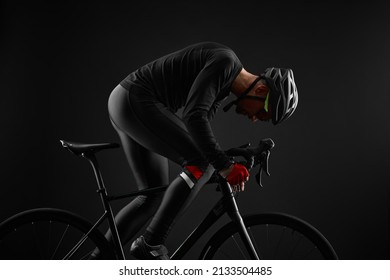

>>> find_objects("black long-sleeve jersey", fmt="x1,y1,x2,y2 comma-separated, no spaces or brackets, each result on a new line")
119,42,243,170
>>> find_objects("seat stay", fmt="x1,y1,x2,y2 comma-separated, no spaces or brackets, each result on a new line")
63,211,109,260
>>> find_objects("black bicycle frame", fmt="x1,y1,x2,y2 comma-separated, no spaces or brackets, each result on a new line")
83,153,126,259
84,152,259,260
171,179,259,260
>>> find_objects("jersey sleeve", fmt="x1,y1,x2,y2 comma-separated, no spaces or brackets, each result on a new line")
182,54,240,171
207,101,221,121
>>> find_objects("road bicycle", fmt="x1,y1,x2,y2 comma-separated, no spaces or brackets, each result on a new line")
0,138,338,260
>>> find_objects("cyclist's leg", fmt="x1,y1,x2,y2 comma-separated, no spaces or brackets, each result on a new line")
103,124,167,246
92,86,171,259
143,164,215,245
108,84,213,250
91,123,167,258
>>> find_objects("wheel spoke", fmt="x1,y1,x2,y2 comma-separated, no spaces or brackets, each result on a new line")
9,229,18,258
47,221,52,259
51,224,70,260
32,222,44,259
0,229,18,259
248,227,264,259
273,226,286,259
203,214,337,260
302,246,317,259
289,233,302,259
216,247,235,259
266,224,269,258
0,209,114,260
231,235,247,259
64,234,87,260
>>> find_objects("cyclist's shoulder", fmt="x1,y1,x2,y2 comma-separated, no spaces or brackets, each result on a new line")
180,42,235,56
195,41,237,54
180,42,239,68
191,41,231,49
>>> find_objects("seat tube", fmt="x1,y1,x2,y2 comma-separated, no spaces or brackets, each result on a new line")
84,153,126,260
219,179,260,260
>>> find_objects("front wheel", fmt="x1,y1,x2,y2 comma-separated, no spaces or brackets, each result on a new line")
0,208,116,260
200,213,338,260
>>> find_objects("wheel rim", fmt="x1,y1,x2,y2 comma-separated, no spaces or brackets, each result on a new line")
212,223,326,260
0,209,115,260
202,213,337,260
1,220,100,260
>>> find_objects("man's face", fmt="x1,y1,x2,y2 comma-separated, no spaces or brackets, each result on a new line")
235,96,272,123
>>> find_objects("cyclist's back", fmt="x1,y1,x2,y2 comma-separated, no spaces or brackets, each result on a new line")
120,42,243,114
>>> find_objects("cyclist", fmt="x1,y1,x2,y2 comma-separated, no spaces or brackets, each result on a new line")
103,42,298,260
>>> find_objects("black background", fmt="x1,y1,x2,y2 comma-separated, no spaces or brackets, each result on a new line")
1,0,389,259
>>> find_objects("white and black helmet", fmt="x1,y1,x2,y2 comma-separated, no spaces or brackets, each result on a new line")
223,67,298,125
262,67,298,125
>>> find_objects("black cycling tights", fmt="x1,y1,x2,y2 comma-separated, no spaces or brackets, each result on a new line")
105,84,213,247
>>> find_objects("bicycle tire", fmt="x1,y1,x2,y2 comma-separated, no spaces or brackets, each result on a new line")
200,213,338,260
0,208,116,260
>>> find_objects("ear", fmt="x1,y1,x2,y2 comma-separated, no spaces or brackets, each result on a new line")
254,83,269,97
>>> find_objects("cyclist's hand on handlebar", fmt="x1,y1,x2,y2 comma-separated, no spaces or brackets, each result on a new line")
231,182,246,192
219,163,249,192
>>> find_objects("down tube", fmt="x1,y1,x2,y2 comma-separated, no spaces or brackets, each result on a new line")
170,198,226,260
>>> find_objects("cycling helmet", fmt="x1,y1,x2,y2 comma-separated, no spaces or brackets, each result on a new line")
262,67,298,125
223,67,298,125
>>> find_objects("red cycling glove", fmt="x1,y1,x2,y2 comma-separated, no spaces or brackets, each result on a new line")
225,163,249,186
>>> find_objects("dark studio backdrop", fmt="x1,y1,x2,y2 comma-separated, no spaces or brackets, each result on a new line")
1,0,389,259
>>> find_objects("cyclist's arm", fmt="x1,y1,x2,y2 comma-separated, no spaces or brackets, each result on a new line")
207,100,223,121
183,54,241,171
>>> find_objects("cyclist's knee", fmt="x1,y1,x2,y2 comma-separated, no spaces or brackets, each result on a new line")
135,193,163,205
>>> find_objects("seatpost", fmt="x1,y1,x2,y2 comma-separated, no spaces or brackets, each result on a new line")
219,177,260,260
82,152,125,260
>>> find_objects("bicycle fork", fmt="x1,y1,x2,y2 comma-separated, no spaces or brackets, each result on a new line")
219,180,260,260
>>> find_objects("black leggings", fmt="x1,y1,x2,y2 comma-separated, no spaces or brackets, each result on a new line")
107,84,212,245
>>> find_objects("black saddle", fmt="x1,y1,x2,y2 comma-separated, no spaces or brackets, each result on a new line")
60,140,119,156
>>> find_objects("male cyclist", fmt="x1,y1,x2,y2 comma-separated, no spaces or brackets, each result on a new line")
103,42,298,259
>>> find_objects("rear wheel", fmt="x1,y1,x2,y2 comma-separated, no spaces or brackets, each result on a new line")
0,208,116,260
200,213,338,260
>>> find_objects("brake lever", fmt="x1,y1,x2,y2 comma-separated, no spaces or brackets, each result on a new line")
224,138,274,188
256,150,271,188
263,150,271,176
